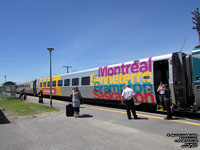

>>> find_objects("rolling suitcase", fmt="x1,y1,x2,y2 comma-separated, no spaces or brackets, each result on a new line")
66,104,74,117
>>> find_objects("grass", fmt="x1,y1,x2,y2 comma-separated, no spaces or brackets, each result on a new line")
0,99,59,119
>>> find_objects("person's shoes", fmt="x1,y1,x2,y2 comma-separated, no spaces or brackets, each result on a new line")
128,117,132,120
134,116,139,119
164,117,172,120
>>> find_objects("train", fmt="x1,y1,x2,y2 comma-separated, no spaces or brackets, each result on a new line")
16,48,200,112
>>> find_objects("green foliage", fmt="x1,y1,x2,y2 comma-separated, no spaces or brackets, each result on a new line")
0,99,59,118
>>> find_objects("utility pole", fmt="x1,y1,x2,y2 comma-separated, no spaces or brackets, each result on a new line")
63,66,72,73
192,8,200,48
4,75,6,83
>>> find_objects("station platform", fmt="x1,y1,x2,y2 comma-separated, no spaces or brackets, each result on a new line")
0,96,199,150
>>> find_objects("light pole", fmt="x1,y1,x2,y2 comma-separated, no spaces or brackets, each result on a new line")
47,48,54,107
63,66,72,73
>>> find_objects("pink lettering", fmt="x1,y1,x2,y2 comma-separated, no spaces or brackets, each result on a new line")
139,62,148,73
148,57,152,72
98,57,152,77
98,66,107,77
121,63,126,75
108,67,114,76
131,63,139,73
114,66,121,75
126,64,131,74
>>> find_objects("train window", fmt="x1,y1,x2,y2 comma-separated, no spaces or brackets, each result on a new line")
47,81,50,87
81,76,90,85
58,80,63,86
53,81,56,87
196,76,200,80
40,82,42,87
72,78,79,86
64,79,70,86
43,82,46,87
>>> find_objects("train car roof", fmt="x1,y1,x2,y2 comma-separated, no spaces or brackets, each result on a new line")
38,52,182,79
16,81,34,85
60,53,174,75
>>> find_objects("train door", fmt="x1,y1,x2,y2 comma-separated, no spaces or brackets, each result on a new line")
192,49,200,109
33,80,37,95
172,53,188,109
153,59,169,105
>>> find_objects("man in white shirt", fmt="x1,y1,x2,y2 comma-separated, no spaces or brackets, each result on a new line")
121,84,138,120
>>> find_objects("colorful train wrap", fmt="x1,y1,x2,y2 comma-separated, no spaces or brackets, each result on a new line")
16,50,200,111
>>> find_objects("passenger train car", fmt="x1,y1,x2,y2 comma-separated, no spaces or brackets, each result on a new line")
16,50,200,111
192,48,200,110
16,81,36,95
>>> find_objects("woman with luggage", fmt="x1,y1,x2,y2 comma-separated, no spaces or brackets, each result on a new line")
72,87,82,118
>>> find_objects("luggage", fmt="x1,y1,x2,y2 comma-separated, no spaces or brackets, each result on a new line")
66,104,74,117
23,95,27,100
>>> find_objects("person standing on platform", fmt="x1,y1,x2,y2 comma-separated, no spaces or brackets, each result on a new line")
121,84,138,120
164,84,173,120
72,87,82,118
38,90,44,104
157,82,165,110
19,88,25,100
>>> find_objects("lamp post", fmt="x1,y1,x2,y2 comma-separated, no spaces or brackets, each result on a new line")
47,48,54,107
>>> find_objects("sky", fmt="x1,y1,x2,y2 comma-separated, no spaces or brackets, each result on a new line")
0,0,200,84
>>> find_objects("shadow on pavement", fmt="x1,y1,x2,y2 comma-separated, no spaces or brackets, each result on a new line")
133,117,149,120
78,114,93,118
0,109,10,124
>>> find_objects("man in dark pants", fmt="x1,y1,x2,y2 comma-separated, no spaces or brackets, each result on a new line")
121,84,138,120
164,84,173,119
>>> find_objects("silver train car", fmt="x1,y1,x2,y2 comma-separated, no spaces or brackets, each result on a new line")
35,52,199,111
16,80,36,95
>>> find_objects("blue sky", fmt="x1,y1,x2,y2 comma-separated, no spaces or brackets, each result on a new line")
0,0,199,84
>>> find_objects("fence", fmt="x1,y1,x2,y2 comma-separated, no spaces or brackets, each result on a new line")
0,82,16,100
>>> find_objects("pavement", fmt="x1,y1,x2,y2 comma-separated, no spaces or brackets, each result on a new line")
0,96,200,150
